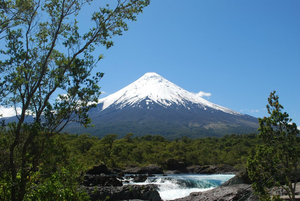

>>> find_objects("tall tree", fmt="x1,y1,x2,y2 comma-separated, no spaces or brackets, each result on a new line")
0,0,149,200
247,91,300,201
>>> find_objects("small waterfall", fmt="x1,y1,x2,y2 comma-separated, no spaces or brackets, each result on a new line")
123,174,235,200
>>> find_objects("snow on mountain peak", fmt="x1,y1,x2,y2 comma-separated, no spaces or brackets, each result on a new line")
142,72,161,78
98,72,240,115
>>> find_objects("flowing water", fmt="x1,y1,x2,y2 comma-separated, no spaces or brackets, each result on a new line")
123,174,235,200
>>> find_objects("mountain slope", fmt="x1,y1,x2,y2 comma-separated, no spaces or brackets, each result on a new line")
65,72,258,138
95,72,239,114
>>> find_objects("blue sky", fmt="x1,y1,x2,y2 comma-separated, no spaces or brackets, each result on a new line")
1,0,299,128
88,0,300,127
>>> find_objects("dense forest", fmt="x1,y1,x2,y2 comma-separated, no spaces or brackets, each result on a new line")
1,130,262,200
47,132,260,170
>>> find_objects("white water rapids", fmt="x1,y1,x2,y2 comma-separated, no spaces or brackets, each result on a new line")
123,174,235,200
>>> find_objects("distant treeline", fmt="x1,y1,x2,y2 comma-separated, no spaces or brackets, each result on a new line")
59,132,260,170
65,121,259,140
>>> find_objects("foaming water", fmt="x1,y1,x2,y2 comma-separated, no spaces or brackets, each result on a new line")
123,174,235,200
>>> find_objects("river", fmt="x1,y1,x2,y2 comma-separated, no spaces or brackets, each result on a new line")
123,174,235,200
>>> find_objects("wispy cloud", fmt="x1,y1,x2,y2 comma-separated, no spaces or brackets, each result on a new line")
240,109,260,114
196,91,212,98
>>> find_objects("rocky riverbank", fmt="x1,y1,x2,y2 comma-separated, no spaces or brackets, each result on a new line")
82,184,161,201
81,161,300,201
171,171,258,201
80,161,243,201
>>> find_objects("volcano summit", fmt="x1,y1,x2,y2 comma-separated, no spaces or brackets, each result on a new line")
66,72,258,138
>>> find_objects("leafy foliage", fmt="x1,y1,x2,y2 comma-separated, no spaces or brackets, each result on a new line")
0,0,149,200
247,91,300,200
0,131,89,201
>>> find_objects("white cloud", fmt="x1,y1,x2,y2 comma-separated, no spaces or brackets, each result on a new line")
196,91,212,98
0,106,21,117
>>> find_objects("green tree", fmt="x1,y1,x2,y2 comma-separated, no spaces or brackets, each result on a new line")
247,91,300,201
0,0,149,200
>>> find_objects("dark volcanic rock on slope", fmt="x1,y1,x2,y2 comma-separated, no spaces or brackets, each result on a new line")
68,102,258,139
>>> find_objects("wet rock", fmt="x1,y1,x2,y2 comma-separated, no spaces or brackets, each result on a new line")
133,174,149,182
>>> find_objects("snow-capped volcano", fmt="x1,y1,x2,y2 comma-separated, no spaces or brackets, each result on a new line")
98,72,239,115
66,72,258,139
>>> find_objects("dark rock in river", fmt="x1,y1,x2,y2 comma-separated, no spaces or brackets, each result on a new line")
124,165,164,174
133,174,149,182
83,184,162,201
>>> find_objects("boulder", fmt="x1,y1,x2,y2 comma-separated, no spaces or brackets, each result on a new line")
83,184,162,201
111,168,124,175
124,165,164,174
221,171,252,186
83,174,122,187
86,164,111,175
163,159,188,173
187,164,237,174
172,184,257,201
133,174,148,182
